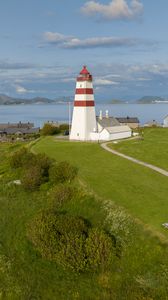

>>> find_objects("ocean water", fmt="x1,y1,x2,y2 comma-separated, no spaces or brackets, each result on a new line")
0,103,168,128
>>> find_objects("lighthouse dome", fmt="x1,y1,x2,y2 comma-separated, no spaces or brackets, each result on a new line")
80,65,90,75
78,66,92,81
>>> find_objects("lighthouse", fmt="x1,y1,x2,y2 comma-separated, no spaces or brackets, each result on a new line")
70,66,97,141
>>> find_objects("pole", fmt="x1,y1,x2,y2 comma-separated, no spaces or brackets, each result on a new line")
68,101,71,135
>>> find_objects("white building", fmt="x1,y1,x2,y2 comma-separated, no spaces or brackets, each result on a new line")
70,66,132,141
163,115,168,127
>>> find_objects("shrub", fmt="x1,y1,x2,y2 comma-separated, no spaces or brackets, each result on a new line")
104,202,136,253
85,228,114,271
28,210,115,272
59,123,69,131
27,211,89,271
50,184,77,208
27,210,61,257
22,166,44,191
57,233,86,271
49,161,78,184
9,148,34,169
10,148,52,190
31,153,52,178
41,124,61,136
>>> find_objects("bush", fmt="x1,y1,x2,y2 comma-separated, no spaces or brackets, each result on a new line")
85,228,114,271
31,153,52,178
49,161,78,184
41,124,61,136
28,211,89,271
10,148,34,169
22,166,44,191
10,148,53,190
50,184,77,208
59,123,69,131
28,210,114,272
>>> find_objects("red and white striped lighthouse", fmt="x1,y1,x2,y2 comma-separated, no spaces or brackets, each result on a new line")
70,66,97,140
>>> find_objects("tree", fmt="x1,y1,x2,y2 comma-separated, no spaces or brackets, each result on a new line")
59,123,69,131
41,123,60,136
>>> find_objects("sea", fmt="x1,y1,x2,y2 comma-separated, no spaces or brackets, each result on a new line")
0,103,168,128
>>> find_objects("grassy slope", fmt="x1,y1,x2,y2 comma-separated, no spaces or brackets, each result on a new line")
0,143,110,299
0,144,108,300
1,136,168,299
110,128,168,171
0,143,21,175
0,186,107,299
32,137,168,237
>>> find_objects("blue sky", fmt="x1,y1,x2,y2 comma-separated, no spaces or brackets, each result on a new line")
0,0,168,100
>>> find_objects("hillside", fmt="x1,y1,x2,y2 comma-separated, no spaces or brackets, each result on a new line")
0,94,72,105
137,96,168,104
1,133,168,299
109,99,126,104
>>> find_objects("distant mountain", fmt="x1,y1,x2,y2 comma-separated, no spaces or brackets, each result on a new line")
0,94,73,105
109,99,126,104
2,94,168,105
137,96,168,104
54,96,73,103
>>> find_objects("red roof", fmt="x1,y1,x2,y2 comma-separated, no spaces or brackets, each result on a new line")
80,66,90,75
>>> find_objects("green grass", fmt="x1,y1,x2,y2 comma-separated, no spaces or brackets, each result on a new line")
110,128,168,171
0,142,23,175
32,136,168,237
1,134,168,299
0,179,109,299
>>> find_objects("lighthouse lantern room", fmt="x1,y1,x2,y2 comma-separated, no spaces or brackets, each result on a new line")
70,66,97,141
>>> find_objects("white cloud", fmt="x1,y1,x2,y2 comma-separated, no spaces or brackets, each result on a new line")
81,0,143,20
137,77,151,81
65,37,138,48
43,32,72,44
15,85,28,94
94,78,120,85
15,85,35,94
43,31,147,49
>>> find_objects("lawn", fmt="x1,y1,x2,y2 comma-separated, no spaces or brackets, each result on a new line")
110,127,168,171
32,136,168,237
0,142,22,175
1,137,168,299
0,143,110,299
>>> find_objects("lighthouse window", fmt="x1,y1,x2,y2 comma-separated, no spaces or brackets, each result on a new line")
80,84,82,88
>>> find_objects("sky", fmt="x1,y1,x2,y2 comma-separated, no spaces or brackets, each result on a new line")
0,0,168,101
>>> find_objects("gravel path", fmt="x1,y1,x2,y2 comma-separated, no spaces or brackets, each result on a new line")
101,142,168,177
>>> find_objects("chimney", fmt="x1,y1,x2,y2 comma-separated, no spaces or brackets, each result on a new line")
106,110,109,118
99,110,102,120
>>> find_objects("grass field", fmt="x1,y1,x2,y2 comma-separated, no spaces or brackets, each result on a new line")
32,136,168,237
110,128,168,171
1,131,168,299
0,143,111,299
